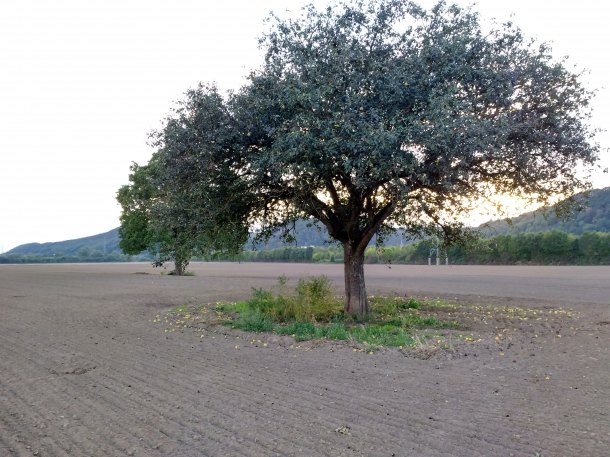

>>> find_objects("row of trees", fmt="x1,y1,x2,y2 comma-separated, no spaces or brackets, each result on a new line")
0,252,135,264
118,0,600,315
4,230,607,265
449,231,610,265
400,230,610,265
208,231,610,265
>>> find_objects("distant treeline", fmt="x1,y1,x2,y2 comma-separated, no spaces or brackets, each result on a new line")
445,231,610,265
0,252,148,264
213,230,610,265
2,230,609,265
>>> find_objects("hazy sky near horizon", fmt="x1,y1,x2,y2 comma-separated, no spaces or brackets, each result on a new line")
1,0,609,253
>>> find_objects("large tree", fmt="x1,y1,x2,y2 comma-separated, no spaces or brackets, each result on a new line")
149,0,600,313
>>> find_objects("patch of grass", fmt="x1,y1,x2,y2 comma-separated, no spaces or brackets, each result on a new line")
396,314,458,329
370,296,421,315
276,321,323,341
325,322,350,340
349,324,415,347
216,301,249,314
231,311,274,333
205,279,460,349
174,304,188,313
162,291,578,356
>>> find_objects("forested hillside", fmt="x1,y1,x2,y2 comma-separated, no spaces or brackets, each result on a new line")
6,228,121,256
483,187,610,235
249,219,411,249
0,228,146,263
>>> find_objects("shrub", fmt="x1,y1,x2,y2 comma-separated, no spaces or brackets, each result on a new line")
241,276,342,323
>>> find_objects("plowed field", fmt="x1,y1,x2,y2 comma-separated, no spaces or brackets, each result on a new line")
1,263,608,456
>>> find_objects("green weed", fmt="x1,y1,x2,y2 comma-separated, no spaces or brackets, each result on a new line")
325,322,349,340
276,322,323,341
370,296,421,314
231,311,274,333
349,324,414,347
215,301,249,314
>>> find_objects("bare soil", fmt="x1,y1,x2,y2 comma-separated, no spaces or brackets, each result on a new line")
1,262,608,457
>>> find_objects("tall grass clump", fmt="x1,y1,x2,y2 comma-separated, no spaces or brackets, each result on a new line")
242,276,343,323
294,276,343,322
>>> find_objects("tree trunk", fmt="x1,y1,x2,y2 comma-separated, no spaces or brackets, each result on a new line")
173,258,189,276
343,243,369,315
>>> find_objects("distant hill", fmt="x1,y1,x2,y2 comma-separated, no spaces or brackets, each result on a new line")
482,187,610,236
247,219,332,249
6,228,121,256
4,220,410,260
248,219,411,249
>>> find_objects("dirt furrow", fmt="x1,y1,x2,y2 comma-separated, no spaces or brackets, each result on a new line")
1,370,145,456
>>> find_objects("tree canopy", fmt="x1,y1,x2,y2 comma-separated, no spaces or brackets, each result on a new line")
120,0,600,313
117,150,249,275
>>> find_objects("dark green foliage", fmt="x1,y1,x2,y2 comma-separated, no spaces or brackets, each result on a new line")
236,246,316,263
372,297,422,311
0,251,133,264
148,85,253,261
117,116,251,274
402,298,422,310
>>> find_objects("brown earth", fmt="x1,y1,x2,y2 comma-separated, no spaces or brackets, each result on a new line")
0,262,608,457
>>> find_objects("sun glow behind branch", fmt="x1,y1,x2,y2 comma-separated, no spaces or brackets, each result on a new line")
466,192,565,227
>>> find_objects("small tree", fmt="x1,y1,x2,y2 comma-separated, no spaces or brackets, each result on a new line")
117,159,193,275
149,0,600,313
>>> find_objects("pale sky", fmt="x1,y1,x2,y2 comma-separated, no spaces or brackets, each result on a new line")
1,0,608,253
